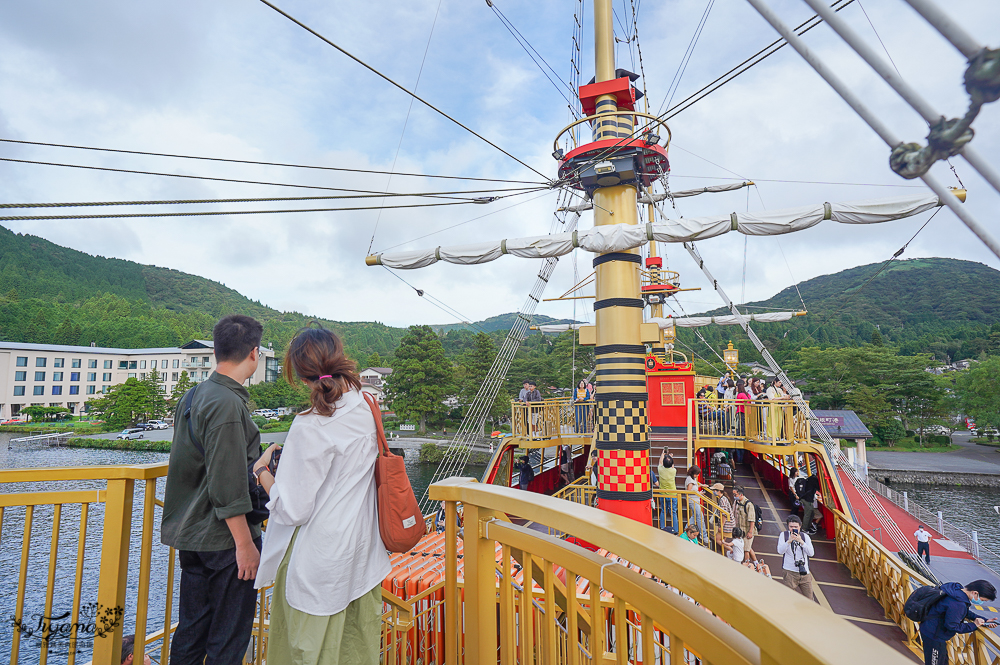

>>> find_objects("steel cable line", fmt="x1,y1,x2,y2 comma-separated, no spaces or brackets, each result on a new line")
0,138,547,185
378,189,555,253
552,0,857,189
657,0,716,116
490,3,579,112
0,200,476,222
369,0,445,255
380,266,491,335
659,0,856,122
0,156,548,198
257,0,550,181
0,187,548,210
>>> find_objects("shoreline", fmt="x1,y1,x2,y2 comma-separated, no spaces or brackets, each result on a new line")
871,467,1000,487
63,437,171,452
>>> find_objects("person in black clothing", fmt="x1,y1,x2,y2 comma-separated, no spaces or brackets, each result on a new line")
517,455,535,490
796,472,821,535
920,580,997,665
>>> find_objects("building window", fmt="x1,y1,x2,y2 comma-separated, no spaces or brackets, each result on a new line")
102,373,111,381
104,360,112,369
14,371,25,381
203,356,211,365
33,386,44,396
34,371,45,381
660,382,686,406
161,373,168,382
52,386,62,396
36,358,46,367
71,359,81,368
140,360,146,369
88,359,97,368
53,372,63,382
69,386,79,395
70,372,80,382
265,356,280,382
129,361,137,370
87,385,96,395
16,357,27,367
140,373,146,380
13,386,24,396
128,373,137,379
171,372,179,381
118,361,128,369
173,359,179,368
54,358,64,368
201,371,209,379
101,385,110,393
87,372,96,381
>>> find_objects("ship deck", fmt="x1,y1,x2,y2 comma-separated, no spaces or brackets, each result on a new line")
737,459,922,661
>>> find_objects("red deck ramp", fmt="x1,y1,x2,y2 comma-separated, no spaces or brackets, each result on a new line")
836,468,974,560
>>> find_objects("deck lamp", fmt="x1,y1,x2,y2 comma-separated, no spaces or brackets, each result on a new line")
724,341,739,374
643,131,660,146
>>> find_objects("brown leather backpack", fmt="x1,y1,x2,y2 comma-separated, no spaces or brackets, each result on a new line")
362,392,424,552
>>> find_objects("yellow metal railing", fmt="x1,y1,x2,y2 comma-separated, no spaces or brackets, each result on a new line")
553,478,734,553
692,398,811,446
511,398,595,440
833,509,1000,663
431,476,914,665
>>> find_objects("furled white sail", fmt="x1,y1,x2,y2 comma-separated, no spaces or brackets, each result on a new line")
366,192,945,269
534,313,800,334
650,312,800,327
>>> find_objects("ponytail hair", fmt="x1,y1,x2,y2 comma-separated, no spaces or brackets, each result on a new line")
284,323,361,417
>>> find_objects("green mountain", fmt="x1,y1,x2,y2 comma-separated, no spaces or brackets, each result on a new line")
684,257,1000,364
430,312,574,334
2,224,997,366
0,225,406,357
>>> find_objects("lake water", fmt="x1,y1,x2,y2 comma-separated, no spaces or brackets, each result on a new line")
0,433,483,664
887,481,1000,558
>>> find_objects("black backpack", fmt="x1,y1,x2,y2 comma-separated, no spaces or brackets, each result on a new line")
184,385,270,525
904,585,947,622
742,498,764,534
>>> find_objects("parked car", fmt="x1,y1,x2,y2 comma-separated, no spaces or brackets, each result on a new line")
117,429,145,440
147,420,169,430
926,425,952,435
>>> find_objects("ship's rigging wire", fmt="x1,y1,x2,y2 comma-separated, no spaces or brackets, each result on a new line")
855,0,900,76
0,187,548,210
380,266,491,335
0,138,547,185
657,0,717,116
377,190,555,253
552,0,857,188
0,200,480,223
489,3,580,113
368,0,445,255
257,0,550,181
0,156,552,197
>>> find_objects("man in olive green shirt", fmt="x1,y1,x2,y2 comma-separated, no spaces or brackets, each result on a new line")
161,315,266,665
654,450,679,534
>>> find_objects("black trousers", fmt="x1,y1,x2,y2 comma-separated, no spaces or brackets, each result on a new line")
923,637,947,665
170,538,262,665
918,540,931,564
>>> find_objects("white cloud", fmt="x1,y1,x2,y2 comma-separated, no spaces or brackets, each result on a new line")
0,0,997,329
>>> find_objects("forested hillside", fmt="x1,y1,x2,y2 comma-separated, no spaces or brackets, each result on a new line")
2,224,998,370
685,258,1000,366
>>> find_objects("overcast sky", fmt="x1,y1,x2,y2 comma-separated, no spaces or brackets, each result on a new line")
1,0,997,330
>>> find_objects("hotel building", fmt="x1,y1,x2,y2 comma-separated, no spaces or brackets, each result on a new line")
0,340,278,420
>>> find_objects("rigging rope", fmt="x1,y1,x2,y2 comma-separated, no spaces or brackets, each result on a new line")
378,190,555,253
0,138,546,185
368,0,446,255
257,0,550,181
0,156,542,195
490,3,579,112
0,200,475,222
381,267,491,335
657,0,716,115
0,187,545,210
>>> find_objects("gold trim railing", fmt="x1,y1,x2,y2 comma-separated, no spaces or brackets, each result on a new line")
553,478,734,553
693,398,811,446
431,476,914,665
511,398,595,441
833,509,1000,664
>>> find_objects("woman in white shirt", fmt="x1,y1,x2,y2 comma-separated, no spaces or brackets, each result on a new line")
253,326,390,665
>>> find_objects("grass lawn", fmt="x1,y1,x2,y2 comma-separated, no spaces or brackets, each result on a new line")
869,437,961,453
